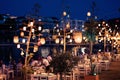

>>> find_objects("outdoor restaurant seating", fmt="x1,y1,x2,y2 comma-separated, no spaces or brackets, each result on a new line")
0,69,6,80
0,52,115,80
1,64,14,79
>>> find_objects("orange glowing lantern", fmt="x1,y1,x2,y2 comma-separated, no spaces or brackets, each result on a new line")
73,32,82,43
20,31,24,37
33,45,38,52
13,36,19,43
40,38,45,45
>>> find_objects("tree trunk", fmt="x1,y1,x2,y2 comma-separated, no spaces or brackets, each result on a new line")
59,72,67,80
60,73,63,80
90,41,93,54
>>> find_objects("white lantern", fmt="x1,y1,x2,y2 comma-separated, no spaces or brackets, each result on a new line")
63,11,67,16
55,38,59,44
67,35,70,38
66,22,70,29
60,39,63,44
17,44,20,48
95,36,98,41
28,22,34,27
38,26,42,31
87,11,91,17
69,39,72,43
23,26,26,31
32,29,35,33
21,51,24,56
22,39,26,43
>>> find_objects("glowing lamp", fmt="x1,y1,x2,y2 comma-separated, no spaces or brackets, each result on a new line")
13,36,19,43
33,45,38,52
55,38,59,44
40,38,45,45
20,31,24,37
73,32,82,43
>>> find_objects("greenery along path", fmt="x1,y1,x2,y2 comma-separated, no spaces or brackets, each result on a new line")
99,61,120,80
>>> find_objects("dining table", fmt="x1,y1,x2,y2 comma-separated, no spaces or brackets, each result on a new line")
27,72,57,80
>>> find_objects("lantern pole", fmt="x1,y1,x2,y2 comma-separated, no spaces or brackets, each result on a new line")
63,28,66,53
62,11,67,54
24,22,33,67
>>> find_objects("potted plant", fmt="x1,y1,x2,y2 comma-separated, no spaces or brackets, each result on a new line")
84,11,100,80
50,51,80,80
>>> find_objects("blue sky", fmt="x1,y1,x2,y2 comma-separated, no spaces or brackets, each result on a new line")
0,0,120,20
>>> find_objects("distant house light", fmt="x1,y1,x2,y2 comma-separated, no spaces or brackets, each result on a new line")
42,29,50,33
82,29,85,32
38,19,42,21
82,25,84,28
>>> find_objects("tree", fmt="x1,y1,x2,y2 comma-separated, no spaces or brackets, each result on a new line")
84,18,99,54
84,17,99,75
50,51,80,80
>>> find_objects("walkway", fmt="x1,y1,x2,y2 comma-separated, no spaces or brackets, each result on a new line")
99,61,120,80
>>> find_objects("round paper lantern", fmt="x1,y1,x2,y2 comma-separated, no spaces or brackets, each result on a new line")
73,32,82,43
40,38,45,45
13,36,19,43
33,45,38,52
20,31,24,37
52,35,57,40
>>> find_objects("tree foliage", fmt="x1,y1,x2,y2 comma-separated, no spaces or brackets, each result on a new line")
84,18,99,42
50,52,80,74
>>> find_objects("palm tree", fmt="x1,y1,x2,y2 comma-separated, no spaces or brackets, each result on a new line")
84,18,99,54
84,17,99,75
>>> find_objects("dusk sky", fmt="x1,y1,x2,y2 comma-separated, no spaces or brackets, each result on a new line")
0,0,120,20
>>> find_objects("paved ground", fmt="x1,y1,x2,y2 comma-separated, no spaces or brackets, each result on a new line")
10,61,120,80
99,61,120,80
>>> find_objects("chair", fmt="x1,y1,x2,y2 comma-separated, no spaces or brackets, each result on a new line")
0,76,3,80
32,77,39,80
2,65,14,79
101,60,109,71
72,67,80,80
48,75,57,80
79,67,86,77
30,74,40,80
62,75,72,80
40,77,48,80
2,64,6,74
26,74,31,80
6,69,14,79
0,74,6,80
16,65,23,76
62,72,72,80
116,54,120,61
78,64,91,78
95,63,101,74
